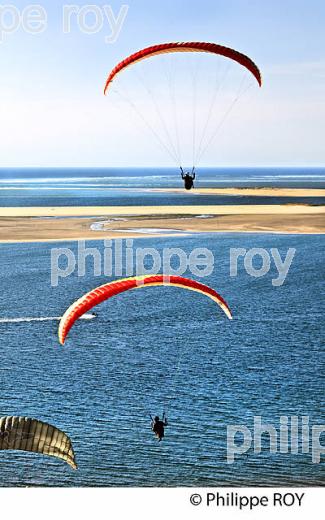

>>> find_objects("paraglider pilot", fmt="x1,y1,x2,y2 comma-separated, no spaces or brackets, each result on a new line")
150,413,168,441
180,167,195,190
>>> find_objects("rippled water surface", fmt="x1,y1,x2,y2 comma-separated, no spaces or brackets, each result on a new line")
0,234,324,486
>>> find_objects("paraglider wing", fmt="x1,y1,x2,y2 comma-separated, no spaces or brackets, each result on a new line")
58,275,232,345
104,41,262,94
0,416,77,469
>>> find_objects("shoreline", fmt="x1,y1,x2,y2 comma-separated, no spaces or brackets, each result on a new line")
141,187,325,197
2,229,324,244
0,204,324,242
0,187,325,197
1,204,325,218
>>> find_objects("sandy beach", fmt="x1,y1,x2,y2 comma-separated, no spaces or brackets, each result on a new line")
0,202,324,242
1,202,325,218
2,186,325,197
144,187,325,197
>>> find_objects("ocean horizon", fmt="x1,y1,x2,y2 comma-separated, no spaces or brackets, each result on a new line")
0,167,324,207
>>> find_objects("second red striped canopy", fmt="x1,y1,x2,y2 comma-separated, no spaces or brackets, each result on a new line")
58,275,232,345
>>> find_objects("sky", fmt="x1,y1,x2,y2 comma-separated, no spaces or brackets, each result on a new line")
0,0,324,167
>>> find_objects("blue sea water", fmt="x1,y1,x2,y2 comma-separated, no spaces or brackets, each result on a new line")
0,233,324,487
0,167,325,207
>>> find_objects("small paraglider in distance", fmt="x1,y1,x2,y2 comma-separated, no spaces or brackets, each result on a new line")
0,416,77,469
150,413,168,442
180,166,196,190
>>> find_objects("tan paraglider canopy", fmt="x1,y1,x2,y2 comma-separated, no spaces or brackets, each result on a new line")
0,416,77,469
